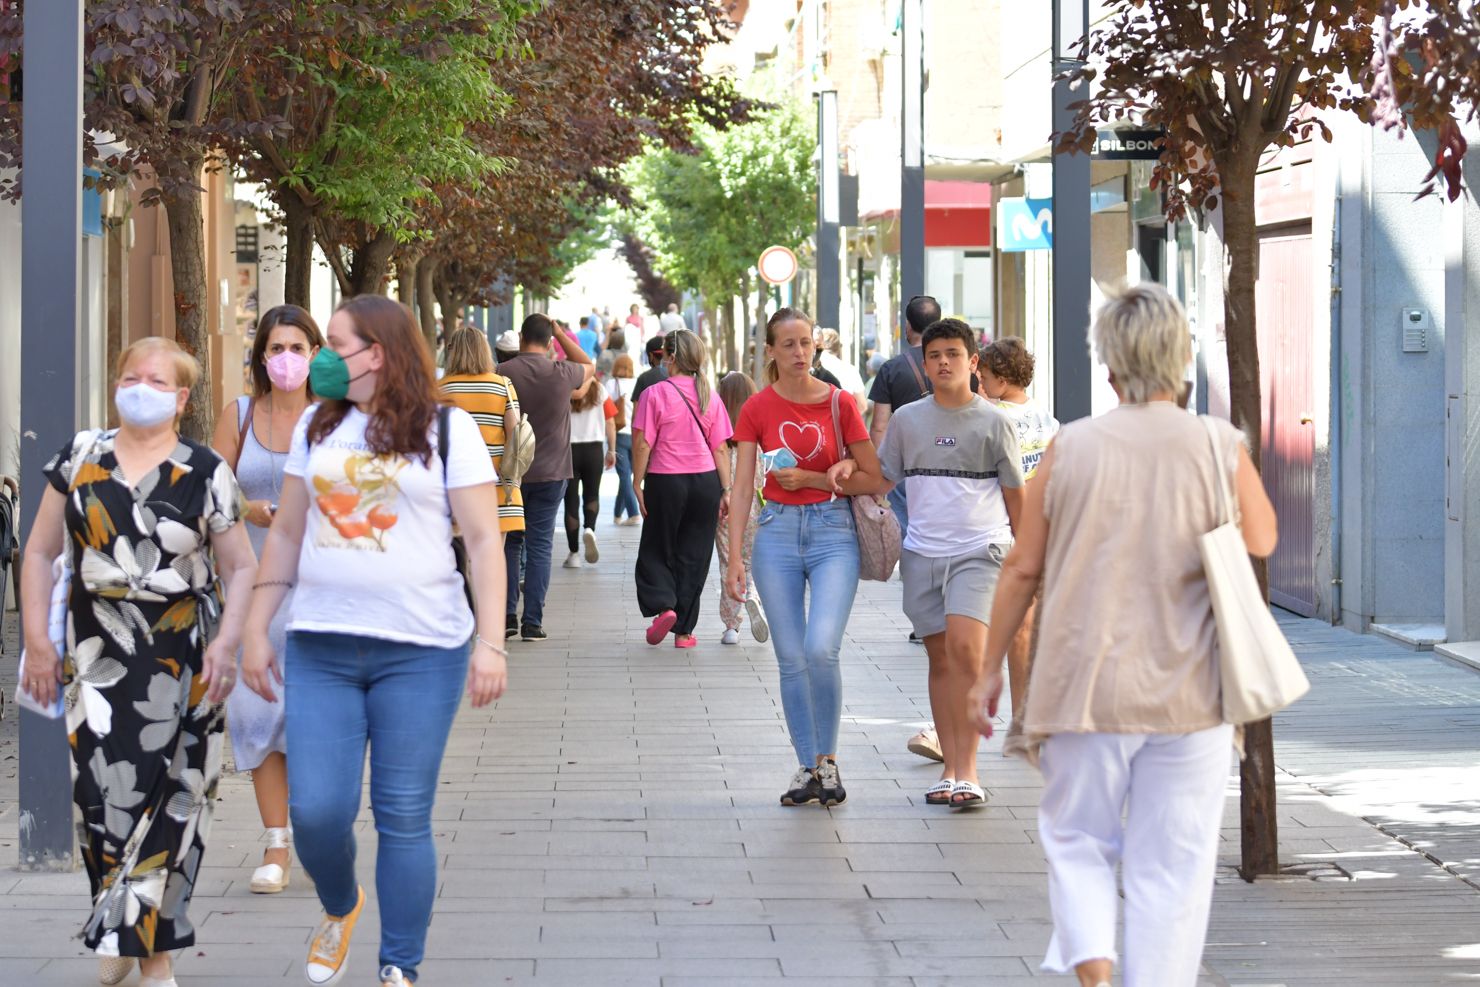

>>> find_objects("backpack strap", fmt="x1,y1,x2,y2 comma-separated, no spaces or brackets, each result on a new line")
437,405,452,511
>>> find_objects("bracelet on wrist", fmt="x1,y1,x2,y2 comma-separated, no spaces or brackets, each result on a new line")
474,634,508,657
253,579,294,591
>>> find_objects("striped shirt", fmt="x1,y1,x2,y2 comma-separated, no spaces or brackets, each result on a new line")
441,373,525,532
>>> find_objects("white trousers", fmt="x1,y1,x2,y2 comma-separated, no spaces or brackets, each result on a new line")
1037,724,1234,986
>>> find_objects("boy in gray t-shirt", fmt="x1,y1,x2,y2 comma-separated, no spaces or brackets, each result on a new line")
878,319,1023,809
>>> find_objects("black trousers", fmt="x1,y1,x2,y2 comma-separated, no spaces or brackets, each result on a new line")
635,470,722,636
564,441,605,552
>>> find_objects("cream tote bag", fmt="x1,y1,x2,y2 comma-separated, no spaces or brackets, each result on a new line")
1199,416,1310,724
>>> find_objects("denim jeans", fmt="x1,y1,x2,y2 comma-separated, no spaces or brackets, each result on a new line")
751,499,860,766
613,432,641,520
284,631,469,982
508,479,566,628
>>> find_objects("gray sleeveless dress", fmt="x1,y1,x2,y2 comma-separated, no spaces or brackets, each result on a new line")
226,395,292,771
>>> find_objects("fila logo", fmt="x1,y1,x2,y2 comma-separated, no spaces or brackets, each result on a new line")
935,436,956,447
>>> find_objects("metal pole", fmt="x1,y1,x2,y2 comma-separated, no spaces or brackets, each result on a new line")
18,0,84,872
1051,0,1092,423
816,90,841,330
900,0,925,328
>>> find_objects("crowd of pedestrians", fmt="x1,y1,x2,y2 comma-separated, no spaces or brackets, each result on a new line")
13,286,1277,987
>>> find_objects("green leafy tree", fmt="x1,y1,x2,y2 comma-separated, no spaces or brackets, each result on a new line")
403,0,752,333
228,0,533,304
628,102,816,371
1057,0,1480,878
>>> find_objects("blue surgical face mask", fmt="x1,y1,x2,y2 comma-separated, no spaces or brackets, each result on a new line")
114,383,180,428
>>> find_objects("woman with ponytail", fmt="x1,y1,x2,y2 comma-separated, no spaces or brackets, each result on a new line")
630,329,733,648
726,309,889,807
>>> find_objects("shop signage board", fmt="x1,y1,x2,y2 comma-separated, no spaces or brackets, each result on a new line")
997,197,1053,252
1094,128,1166,160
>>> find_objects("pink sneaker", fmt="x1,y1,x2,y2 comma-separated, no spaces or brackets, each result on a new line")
674,634,697,649
646,610,677,645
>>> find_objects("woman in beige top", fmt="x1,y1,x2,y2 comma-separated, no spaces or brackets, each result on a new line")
968,283,1278,987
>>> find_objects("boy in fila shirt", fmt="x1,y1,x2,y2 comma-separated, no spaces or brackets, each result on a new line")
878,318,1024,809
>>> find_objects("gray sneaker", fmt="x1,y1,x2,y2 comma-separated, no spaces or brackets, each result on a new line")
780,767,821,806
816,758,846,807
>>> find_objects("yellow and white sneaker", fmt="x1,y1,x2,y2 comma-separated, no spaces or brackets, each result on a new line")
305,885,366,985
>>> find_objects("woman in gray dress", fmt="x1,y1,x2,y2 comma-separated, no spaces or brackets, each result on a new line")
212,304,324,894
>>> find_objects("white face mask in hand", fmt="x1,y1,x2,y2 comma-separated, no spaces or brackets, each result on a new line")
114,383,180,428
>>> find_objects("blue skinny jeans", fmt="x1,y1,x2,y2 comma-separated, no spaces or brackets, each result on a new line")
284,631,469,982
613,432,641,520
751,499,861,766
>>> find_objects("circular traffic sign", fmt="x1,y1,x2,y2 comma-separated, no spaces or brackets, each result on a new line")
758,245,799,285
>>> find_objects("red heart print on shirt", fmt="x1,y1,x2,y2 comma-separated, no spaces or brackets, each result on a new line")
779,420,825,462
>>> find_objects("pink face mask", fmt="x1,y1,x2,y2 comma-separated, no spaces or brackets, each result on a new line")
265,351,310,391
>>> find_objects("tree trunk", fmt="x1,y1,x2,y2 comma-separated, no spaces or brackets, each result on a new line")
417,257,440,348
347,230,397,296
281,193,315,309
719,299,734,376
1219,151,1279,881
755,276,769,374
436,278,464,334
709,305,729,372
161,174,214,443
395,248,421,309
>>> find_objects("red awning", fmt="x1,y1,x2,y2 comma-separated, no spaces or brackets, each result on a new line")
862,180,993,248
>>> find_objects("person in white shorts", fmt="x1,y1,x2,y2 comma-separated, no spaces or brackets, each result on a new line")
879,318,1024,808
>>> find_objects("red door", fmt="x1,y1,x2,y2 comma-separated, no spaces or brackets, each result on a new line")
1255,228,1317,615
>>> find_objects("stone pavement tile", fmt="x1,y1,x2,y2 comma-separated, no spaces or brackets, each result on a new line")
534,957,782,979
664,980,911,987
654,899,882,925
781,952,1034,978
9,528,1480,987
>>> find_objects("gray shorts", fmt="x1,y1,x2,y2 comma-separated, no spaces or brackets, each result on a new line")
900,542,1009,638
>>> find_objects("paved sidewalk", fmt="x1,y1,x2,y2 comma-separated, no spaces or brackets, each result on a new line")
1,506,1479,985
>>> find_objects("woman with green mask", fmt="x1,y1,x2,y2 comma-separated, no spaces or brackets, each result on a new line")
240,295,508,987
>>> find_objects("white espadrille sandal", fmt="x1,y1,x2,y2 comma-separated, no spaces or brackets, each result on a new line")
249,826,292,894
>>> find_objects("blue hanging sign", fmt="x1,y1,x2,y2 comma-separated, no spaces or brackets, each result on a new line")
996,197,1053,252
82,169,102,238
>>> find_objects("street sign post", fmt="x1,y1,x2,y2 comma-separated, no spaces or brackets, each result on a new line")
19,0,83,873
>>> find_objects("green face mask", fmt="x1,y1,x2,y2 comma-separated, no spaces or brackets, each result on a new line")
309,345,369,401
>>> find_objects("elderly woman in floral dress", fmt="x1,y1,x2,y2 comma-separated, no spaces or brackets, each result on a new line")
20,337,257,987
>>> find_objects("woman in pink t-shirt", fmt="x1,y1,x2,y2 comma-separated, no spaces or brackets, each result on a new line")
631,330,734,648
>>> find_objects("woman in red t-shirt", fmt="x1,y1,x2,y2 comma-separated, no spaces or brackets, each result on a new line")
726,308,889,808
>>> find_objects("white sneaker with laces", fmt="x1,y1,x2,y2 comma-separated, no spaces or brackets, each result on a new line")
720,628,740,645
583,527,600,563
380,965,414,986
563,551,582,569
745,598,769,643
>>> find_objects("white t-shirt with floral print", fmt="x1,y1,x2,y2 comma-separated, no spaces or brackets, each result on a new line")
283,406,496,648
